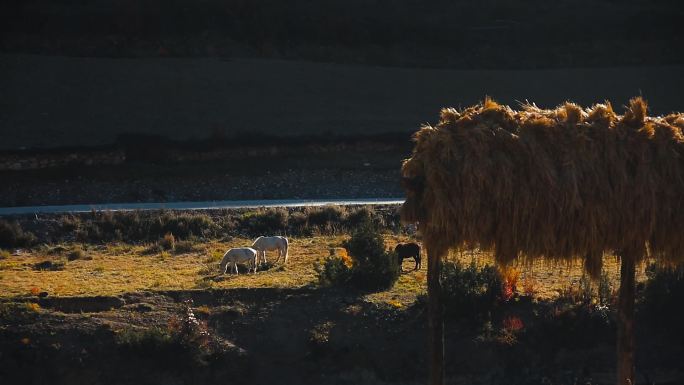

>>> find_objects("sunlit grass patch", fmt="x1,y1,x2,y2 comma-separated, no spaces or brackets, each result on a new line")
0,235,651,301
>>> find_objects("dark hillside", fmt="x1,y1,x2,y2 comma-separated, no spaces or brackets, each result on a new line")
2,0,682,69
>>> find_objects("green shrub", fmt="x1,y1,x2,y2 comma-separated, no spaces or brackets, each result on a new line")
344,206,385,230
0,220,37,249
241,208,288,235
0,249,10,259
157,212,216,239
441,261,502,317
306,205,346,233
71,211,218,243
315,222,398,291
314,255,352,286
345,222,399,291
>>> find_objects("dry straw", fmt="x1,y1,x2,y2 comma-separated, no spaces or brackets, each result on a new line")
401,97,684,278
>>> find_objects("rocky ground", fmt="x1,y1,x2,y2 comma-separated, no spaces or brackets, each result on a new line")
0,148,406,207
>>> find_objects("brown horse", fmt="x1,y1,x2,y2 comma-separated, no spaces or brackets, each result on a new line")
395,242,421,271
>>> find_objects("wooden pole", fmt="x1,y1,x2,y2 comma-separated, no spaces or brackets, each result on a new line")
617,253,636,385
427,244,445,385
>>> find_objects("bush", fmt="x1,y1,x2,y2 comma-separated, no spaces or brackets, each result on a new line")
314,255,352,286
306,205,346,233
160,233,176,250
71,211,218,243
344,206,374,227
241,208,288,235
441,261,503,317
33,260,66,271
157,212,216,239
174,240,196,254
115,327,177,354
640,263,684,329
58,215,81,231
0,220,37,249
343,222,399,291
67,246,87,261
144,243,164,255
0,249,10,259
116,301,220,365
316,221,400,291
288,211,310,236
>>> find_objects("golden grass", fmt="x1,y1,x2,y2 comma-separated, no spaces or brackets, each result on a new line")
401,97,684,278
0,235,649,304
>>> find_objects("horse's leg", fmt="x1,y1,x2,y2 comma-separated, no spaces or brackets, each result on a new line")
415,256,419,270
234,262,239,275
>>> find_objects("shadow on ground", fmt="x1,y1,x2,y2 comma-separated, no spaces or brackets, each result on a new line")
1,286,683,385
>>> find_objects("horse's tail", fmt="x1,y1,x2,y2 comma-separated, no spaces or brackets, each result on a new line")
284,237,289,264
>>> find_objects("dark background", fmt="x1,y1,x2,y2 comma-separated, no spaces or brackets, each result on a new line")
2,0,683,68
1,0,683,150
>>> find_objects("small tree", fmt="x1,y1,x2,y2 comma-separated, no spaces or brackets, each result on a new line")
343,222,400,291
315,221,399,291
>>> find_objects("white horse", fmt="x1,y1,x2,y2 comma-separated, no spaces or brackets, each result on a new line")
252,236,289,265
219,247,258,274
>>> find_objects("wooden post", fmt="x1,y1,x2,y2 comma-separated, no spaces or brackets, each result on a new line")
617,253,636,385
427,244,446,385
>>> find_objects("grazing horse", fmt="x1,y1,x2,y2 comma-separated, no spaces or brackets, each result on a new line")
220,247,258,274
252,236,289,265
395,242,421,271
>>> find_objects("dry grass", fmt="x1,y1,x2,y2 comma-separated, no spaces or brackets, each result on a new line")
401,97,684,277
0,235,649,303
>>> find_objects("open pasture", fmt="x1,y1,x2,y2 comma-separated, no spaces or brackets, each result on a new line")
0,235,649,302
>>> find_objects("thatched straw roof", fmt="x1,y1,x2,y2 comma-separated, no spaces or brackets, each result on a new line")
400,97,684,277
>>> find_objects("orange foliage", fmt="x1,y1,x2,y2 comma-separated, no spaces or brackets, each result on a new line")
500,267,520,301
330,247,353,268
502,315,524,332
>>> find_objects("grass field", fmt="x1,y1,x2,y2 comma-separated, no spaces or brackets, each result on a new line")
0,234,649,303
1,231,681,385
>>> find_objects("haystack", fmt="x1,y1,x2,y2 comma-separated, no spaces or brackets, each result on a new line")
400,97,684,385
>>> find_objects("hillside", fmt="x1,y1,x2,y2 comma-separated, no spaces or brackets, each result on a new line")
2,54,683,150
